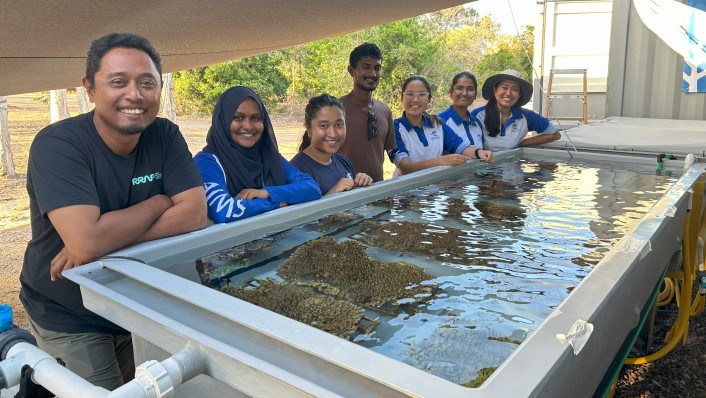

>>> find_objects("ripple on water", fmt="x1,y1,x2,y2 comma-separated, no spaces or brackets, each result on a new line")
199,157,679,386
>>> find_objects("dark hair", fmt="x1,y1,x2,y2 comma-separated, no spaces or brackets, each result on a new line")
401,75,443,126
85,33,162,87
449,71,478,94
484,80,524,137
349,43,382,68
299,94,346,151
401,75,432,98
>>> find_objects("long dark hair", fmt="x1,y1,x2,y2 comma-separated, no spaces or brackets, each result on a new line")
484,95,501,137
449,71,477,94
484,79,525,137
298,94,346,151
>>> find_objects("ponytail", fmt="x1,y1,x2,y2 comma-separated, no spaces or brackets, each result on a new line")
298,131,311,152
484,96,501,137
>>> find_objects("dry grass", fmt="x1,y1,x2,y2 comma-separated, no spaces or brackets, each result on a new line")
1,93,396,231
0,92,395,326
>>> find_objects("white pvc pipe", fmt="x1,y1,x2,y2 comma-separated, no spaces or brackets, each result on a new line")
0,342,207,398
4,342,112,397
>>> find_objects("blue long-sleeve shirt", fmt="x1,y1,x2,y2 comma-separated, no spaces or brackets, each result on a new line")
194,151,321,223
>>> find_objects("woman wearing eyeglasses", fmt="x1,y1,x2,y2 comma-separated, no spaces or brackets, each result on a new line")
471,69,561,150
387,76,493,176
194,86,321,223
438,71,484,149
291,94,373,195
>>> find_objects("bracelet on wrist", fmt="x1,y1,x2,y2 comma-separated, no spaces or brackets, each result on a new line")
474,148,481,159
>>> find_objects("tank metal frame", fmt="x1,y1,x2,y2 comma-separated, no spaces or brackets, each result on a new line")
65,148,705,397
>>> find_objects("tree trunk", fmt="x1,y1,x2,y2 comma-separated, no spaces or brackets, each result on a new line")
50,89,70,123
50,90,58,123
0,97,18,178
162,73,177,123
76,86,90,113
57,89,70,119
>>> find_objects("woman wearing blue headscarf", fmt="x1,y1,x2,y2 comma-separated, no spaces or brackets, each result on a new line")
194,86,321,223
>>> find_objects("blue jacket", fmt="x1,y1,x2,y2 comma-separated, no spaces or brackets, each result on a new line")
194,151,321,223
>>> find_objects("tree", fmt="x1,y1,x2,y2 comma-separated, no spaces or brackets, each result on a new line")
369,17,438,114
170,9,534,117
0,97,18,178
50,89,70,123
475,26,535,83
174,53,289,115
162,73,177,123
76,86,90,114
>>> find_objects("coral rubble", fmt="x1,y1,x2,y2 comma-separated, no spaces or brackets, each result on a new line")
221,279,364,339
277,236,438,312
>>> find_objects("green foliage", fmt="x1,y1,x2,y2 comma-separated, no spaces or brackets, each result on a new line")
476,26,535,84
172,5,535,117
370,17,437,114
174,53,288,115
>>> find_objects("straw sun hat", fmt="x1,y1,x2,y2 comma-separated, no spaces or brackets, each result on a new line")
481,69,533,107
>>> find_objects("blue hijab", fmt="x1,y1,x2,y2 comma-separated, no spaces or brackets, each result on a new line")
203,86,285,196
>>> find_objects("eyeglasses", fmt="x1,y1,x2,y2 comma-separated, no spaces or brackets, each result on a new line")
453,86,477,94
403,91,430,99
367,111,378,140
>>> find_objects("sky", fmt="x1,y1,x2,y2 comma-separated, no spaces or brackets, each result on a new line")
467,0,537,34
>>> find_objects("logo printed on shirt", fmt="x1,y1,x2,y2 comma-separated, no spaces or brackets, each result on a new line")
132,172,163,186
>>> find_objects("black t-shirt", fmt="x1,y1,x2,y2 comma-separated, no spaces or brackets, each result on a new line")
290,152,356,194
20,111,203,334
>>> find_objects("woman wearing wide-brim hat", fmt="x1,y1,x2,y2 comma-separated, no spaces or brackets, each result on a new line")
470,69,561,151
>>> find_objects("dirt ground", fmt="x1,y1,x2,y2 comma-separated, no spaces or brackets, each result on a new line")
3,94,704,396
0,94,308,329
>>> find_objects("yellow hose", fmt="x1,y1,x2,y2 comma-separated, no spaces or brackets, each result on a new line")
657,277,675,306
625,178,703,365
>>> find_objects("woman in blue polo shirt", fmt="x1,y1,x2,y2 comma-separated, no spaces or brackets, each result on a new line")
471,69,561,151
194,86,321,223
387,76,493,176
438,71,484,149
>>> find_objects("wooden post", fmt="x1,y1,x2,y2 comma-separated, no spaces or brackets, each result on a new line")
0,97,18,178
76,86,90,114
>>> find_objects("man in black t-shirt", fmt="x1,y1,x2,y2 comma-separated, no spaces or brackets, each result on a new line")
20,33,206,390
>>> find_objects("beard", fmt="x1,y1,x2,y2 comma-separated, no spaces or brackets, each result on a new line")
119,124,144,135
356,81,378,92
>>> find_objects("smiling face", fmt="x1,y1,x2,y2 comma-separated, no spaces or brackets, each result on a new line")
307,106,346,157
494,79,521,109
84,47,161,137
402,79,430,119
349,56,382,92
450,76,477,110
230,97,264,148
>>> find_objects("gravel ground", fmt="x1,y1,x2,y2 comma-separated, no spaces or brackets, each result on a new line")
614,305,706,397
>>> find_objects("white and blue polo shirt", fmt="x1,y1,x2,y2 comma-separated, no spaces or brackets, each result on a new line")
471,106,556,151
438,105,484,149
388,113,469,167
